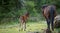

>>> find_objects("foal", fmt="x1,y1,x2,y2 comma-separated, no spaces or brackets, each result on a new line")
19,12,29,31
42,5,57,31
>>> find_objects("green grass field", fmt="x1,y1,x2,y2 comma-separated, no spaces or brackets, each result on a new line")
0,21,59,33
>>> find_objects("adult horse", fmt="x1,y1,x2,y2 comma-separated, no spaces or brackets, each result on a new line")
19,12,29,31
42,4,57,31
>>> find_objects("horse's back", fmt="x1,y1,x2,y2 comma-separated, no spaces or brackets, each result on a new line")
48,5,56,11
43,5,56,18
48,5,57,17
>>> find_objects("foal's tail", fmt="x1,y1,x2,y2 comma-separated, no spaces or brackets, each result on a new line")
50,6,55,31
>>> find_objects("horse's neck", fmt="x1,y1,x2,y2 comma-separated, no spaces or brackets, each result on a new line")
20,14,29,19
23,15,28,19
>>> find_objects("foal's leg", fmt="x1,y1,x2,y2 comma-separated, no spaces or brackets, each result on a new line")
19,18,21,31
19,20,23,31
22,21,26,31
46,18,50,30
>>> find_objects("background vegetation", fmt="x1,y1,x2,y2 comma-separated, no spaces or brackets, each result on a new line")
0,0,60,23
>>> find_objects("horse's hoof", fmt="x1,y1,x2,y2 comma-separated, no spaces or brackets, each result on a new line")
52,29,54,31
19,29,21,31
24,29,26,31
46,29,52,33
19,30,20,31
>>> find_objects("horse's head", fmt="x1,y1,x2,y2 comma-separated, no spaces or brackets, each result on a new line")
42,5,47,9
42,4,48,11
26,12,29,17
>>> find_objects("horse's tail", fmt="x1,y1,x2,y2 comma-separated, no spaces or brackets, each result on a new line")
50,6,54,17
50,6,55,31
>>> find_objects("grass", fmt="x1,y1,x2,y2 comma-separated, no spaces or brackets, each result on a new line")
0,21,59,33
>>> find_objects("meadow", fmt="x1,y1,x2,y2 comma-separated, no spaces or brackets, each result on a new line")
0,21,59,33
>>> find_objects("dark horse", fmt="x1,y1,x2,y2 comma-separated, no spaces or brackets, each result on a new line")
19,12,29,31
42,5,57,31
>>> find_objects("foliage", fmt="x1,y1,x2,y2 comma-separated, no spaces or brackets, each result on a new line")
0,0,60,22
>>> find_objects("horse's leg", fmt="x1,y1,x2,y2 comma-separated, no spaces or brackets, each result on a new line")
23,22,26,31
19,18,21,31
22,22,26,31
19,20,21,31
19,20,23,31
46,18,50,30
51,16,54,31
21,19,26,31
19,21,21,31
